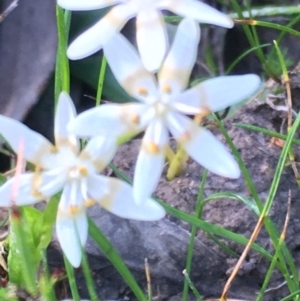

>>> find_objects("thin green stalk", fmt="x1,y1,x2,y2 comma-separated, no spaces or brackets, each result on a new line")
229,0,277,79
234,123,300,146
230,5,300,18
182,170,208,301
54,9,71,104
206,232,238,257
81,248,99,301
280,289,300,301
183,270,203,301
88,218,147,301
236,19,300,39
165,5,300,23
64,10,72,36
96,56,107,106
256,223,290,300
63,255,80,301
267,14,300,65
56,6,70,102
226,43,270,75
214,113,299,292
54,52,62,106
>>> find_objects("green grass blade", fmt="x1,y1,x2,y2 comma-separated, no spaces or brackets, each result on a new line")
229,0,276,78
56,6,70,95
88,217,147,301
234,123,300,146
214,113,299,291
63,255,80,301
81,248,99,301
182,170,207,301
226,43,270,74
96,56,107,106
183,270,203,301
230,5,300,18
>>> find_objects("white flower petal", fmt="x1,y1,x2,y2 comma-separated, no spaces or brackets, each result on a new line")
104,33,158,102
56,209,88,268
0,116,53,166
159,18,200,94
68,103,148,138
38,170,65,197
133,119,168,204
171,101,202,115
167,112,240,179
80,136,117,172
88,175,165,220
0,173,42,206
67,4,135,60
197,74,261,112
160,0,233,28
58,0,120,10
59,182,84,213
55,92,79,152
136,9,167,72
172,74,261,113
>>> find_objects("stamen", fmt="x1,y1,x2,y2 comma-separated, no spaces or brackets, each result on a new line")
84,198,96,207
35,165,42,172
131,114,140,124
78,166,88,177
146,142,160,154
179,131,192,142
68,205,79,214
31,189,44,198
162,84,172,94
32,170,42,194
137,87,148,96
50,145,58,153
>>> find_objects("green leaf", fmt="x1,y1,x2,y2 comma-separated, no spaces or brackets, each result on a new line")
0,287,18,301
0,174,7,185
8,208,40,295
34,194,60,250
88,218,147,301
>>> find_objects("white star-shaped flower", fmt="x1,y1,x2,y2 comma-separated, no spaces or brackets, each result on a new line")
0,92,165,267
68,18,261,204
57,0,233,71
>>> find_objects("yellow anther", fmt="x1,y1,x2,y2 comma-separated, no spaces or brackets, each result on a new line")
179,131,192,142
84,198,96,207
78,166,88,177
50,145,58,153
137,87,148,96
131,114,140,125
31,189,43,198
68,205,79,214
147,142,160,154
162,85,172,94
35,165,42,172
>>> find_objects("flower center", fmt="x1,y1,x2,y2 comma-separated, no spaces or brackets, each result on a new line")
152,92,171,118
68,165,88,180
